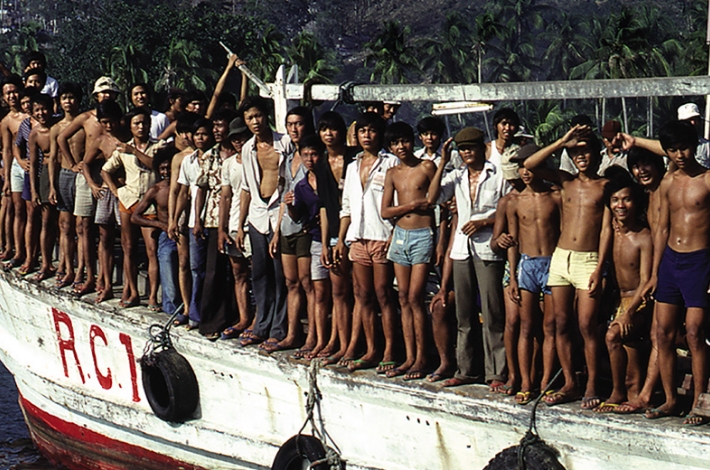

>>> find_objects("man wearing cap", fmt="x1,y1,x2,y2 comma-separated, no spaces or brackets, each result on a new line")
524,124,612,409
429,127,512,388
505,144,562,404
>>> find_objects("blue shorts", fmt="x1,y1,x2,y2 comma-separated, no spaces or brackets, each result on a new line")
517,254,552,295
386,226,434,267
655,246,710,309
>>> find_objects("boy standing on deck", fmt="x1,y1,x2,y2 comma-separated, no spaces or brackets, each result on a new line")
506,144,561,404
645,121,710,425
381,122,437,380
524,125,612,409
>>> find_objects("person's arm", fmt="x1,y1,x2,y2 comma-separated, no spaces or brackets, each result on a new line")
100,168,120,199
619,132,665,156
192,186,206,239
613,232,653,338
644,177,671,298
235,189,251,251
333,162,353,263
206,54,240,119
167,154,184,237
269,202,284,259
434,206,449,267
238,69,248,107
588,204,613,296
83,138,108,199
218,184,233,253
157,121,177,142
2,121,11,195
427,138,453,205
57,114,86,167
170,183,190,241
130,186,166,231
319,207,332,268
430,213,457,309
490,193,515,252
28,129,41,206
525,125,590,183
47,126,60,205
117,142,153,169
506,198,521,305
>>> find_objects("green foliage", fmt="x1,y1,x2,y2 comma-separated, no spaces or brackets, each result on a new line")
420,13,476,84
286,32,339,83
365,21,419,84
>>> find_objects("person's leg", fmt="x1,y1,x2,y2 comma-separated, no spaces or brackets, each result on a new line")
279,253,303,349
548,285,577,399
518,290,540,397
94,223,114,302
390,262,414,376
57,211,75,285
118,211,139,305
9,191,25,265
450,258,482,382
177,232,191,317
267,230,288,341
248,227,271,341
0,193,13,259
646,302,682,418
604,322,628,407
228,256,252,330
540,294,556,391
502,286,520,394
187,228,207,326
624,344,643,401
473,257,506,385
343,261,374,366
21,199,38,272
429,290,456,380
322,257,352,361
405,263,430,379
308,278,331,358
34,204,56,279
372,259,395,368
157,231,179,315
577,290,602,407
617,306,658,413
296,254,316,352
199,229,237,337
684,307,709,424
140,226,160,308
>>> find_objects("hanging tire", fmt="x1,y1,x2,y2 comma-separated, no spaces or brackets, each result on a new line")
483,442,567,470
271,435,330,470
140,348,199,423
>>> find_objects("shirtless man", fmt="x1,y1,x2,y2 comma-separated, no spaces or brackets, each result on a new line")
27,93,56,281
506,144,561,405
644,121,710,425
81,100,126,302
132,146,180,316
0,76,27,263
524,125,612,409
595,178,652,413
235,96,292,347
48,82,84,288
614,148,667,415
57,76,120,295
379,122,436,379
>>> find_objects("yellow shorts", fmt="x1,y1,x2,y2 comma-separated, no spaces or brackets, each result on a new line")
547,247,598,290
611,297,649,322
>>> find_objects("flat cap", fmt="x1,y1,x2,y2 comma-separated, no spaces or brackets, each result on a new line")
454,127,485,146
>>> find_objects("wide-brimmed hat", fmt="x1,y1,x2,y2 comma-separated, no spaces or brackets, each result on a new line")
92,76,120,96
227,117,249,139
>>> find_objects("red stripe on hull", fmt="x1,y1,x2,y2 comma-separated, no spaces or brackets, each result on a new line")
19,394,208,470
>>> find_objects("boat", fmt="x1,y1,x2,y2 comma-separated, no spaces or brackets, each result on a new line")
0,266,709,470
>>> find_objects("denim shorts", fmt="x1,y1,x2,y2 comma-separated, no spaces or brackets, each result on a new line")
386,226,434,267
517,254,552,295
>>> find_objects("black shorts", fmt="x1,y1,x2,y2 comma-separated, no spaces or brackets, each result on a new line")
280,232,312,258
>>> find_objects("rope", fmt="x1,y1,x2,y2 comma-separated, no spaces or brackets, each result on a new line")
141,303,185,364
517,368,563,470
296,360,344,470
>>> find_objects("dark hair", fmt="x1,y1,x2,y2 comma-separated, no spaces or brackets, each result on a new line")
19,86,39,101
317,111,347,144
23,67,46,85
238,95,271,118
493,108,520,137
627,147,666,178
385,121,415,146
659,120,698,152
184,90,207,105
30,93,53,111
57,82,84,104
604,174,647,224
96,100,123,121
192,117,214,136
286,106,315,136
570,114,594,128
2,74,23,91
153,144,178,173
25,51,47,69
299,134,325,155
176,112,201,134
215,92,236,111
130,82,151,100
354,112,386,139
361,101,384,115
125,106,152,124
212,108,238,124
417,116,446,136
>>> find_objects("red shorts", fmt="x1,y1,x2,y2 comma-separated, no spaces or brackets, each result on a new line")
348,239,388,267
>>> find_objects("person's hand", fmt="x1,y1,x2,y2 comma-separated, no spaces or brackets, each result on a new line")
496,233,517,250
462,219,486,236
587,268,602,296
31,191,40,208
283,190,295,206
446,197,457,216
235,228,246,251
430,288,449,311
48,187,58,206
90,185,104,200
20,159,30,172
192,221,205,240
218,229,233,254
167,221,179,242
410,198,431,212
441,137,454,164
333,240,347,266
611,312,633,339
618,132,636,152
268,231,280,259
116,143,135,155
2,180,9,197
560,124,591,148
642,275,657,300
435,241,445,267
507,279,521,305
71,162,82,173
321,246,332,270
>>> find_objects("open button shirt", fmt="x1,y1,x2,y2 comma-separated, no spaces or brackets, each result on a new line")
102,138,165,210
437,160,511,261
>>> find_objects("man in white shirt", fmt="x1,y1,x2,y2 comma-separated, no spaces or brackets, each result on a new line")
235,96,293,347
129,83,170,139
429,127,512,388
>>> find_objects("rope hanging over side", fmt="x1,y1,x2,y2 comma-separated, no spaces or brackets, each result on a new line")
141,303,184,364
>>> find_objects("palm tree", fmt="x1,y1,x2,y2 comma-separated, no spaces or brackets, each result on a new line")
472,12,501,83
365,21,419,84
420,12,476,84
541,13,591,80
286,32,339,83
244,24,285,82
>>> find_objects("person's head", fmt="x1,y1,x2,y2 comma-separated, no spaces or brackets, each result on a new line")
1,75,23,109
363,101,384,116
57,82,83,114
184,90,207,115
600,120,623,155
130,83,152,108
659,120,698,171
317,111,347,148
227,117,252,153
239,96,272,136
570,114,594,129
354,112,386,152
23,67,46,90
92,76,120,103
513,126,534,146
627,147,665,188
286,106,315,146
96,100,123,133
30,93,53,126
510,144,540,186
176,112,201,148
215,92,237,112
677,103,703,134
211,109,238,144
568,134,602,174
605,174,645,226
153,144,178,180
417,117,446,151
19,87,39,114
382,101,400,121
493,108,520,141
25,51,47,72
192,117,214,150
454,127,486,166
385,121,415,159
166,88,186,113
299,134,325,172
125,106,151,141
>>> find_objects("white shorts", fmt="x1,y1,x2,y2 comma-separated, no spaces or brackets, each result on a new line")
311,240,329,281
10,164,24,193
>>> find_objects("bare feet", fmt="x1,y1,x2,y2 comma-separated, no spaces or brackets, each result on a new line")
95,287,114,303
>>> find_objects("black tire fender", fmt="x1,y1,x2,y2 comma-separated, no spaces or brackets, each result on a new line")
484,443,567,470
141,348,199,423
271,435,330,470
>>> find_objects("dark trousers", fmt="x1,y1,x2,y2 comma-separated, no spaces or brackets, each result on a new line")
199,228,237,335
249,224,287,340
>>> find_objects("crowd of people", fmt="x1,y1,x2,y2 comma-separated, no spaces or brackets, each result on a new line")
2,51,709,427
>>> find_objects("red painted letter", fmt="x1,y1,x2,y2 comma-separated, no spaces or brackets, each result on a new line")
119,333,140,402
89,325,112,390
51,308,85,384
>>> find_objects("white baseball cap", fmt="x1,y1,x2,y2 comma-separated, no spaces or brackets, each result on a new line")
677,103,702,121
